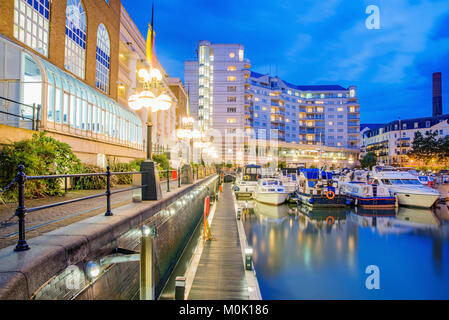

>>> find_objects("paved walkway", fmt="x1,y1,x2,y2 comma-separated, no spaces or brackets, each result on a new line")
0,179,181,249
188,183,249,300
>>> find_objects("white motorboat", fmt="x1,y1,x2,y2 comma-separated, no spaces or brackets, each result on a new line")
233,165,262,198
253,179,289,205
371,167,441,208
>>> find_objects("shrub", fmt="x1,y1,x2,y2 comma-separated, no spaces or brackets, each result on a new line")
72,164,112,190
111,162,133,185
0,132,80,199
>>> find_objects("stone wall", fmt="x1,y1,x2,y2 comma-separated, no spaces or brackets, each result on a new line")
0,175,218,300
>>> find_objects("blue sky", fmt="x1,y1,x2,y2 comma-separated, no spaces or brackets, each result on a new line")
122,0,449,123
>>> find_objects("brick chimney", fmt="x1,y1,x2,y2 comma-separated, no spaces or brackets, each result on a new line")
433,72,442,117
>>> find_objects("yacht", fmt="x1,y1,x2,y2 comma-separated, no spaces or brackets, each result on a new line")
233,165,262,198
371,167,441,208
253,178,289,205
279,167,299,194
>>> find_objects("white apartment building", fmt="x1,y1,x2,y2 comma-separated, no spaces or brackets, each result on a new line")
184,41,360,167
360,115,449,166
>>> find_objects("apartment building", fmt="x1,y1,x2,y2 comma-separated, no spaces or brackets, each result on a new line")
360,116,449,166
184,41,360,167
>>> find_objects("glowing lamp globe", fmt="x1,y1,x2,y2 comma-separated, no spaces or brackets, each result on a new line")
157,94,172,111
128,94,142,110
150,68,163,81
138,68,150,81
139,90,157,110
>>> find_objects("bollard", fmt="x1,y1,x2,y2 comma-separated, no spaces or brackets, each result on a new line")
178,167,181,188
245,248,253,271
166,170,170,192
219,184,223,193
140,225,156,300
237,208,241,220
14,165,30,252
105,166,113,216
175,276,186,300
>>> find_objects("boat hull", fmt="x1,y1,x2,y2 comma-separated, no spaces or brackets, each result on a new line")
345,194,396,209
395,192,439,208
254,192,289,205
295,191,346,208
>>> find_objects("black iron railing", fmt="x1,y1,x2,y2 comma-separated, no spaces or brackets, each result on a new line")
5,165,149,252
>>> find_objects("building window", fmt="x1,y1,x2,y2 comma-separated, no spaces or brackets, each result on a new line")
95,24,110,94
227,107,236,113
227,66,237,71
227,76,237,81
239,49,244,61
227,118,236,124
229,52,235,58
227,86,236,92
65,0,87,79
227,97,236,103
14,0,50,57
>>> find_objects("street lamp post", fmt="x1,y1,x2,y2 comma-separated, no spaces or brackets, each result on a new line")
129,67,172,200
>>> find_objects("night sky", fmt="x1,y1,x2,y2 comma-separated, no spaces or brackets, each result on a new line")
122,0,449,124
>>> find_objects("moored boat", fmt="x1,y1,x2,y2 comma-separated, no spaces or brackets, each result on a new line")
253,178,289,205
340,181,397,209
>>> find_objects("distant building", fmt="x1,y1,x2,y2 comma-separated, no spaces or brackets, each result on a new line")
361,72,447,166
184,41,360,167
360,115,449,165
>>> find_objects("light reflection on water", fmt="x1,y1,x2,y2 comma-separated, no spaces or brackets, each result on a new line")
240,200,449,299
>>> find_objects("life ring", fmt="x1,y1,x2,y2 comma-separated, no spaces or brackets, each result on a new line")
326,216,335,225
326,190,335,200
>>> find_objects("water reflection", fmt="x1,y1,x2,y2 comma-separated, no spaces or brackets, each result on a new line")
241,201,449,299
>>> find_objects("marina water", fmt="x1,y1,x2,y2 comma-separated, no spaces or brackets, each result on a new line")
240,201,449,299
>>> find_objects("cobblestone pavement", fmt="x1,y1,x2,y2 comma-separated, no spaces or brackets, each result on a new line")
0,179,181,249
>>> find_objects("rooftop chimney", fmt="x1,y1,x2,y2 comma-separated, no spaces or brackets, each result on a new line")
433,72,442,117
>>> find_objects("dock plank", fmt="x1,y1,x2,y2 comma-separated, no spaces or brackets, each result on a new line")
188,184,249,300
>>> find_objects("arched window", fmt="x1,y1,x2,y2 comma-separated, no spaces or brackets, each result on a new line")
64,0,87,79
95,24,110,94
14,0,50,57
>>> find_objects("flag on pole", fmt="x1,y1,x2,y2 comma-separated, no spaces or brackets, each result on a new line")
146,2,155,67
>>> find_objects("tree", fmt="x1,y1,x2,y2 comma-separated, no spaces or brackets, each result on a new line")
360,152,377,169
408,130,441,165
278,161,287,170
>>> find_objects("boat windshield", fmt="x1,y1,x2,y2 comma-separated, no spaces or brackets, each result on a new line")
262,180,282,186
245,167,260,175
390,179,421,185
400,179,421,185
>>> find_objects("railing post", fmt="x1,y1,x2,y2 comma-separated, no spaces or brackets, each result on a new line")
14,165,30,252
105,166,113,216
167,169,170,192
178,167,181,188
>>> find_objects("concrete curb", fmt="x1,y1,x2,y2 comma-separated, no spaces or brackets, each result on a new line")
0,175,218,300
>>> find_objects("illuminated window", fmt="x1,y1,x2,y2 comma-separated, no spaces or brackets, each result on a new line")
307,121,313,127
14,0,50,57
349,106,356,112
95,24,110,94
65,0,87,79
317,107,323,112
238,49,244,61
262,107,267,111
227,86,236,92
255,97,260,102
227,97,237,102
337,107,343,111
227,118,236,124
227,65,237,71
329,121,334,126
229,52,235,58
254,113,258,118
227,76,237,81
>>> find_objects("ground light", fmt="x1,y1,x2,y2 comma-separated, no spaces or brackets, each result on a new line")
85,261,100,280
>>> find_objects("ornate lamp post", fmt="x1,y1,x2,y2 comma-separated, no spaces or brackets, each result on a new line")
129,67,172,200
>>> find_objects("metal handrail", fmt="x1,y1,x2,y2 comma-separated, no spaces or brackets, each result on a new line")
8,165,155,253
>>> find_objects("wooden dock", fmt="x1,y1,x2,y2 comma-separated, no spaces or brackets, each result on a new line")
188,183,249,300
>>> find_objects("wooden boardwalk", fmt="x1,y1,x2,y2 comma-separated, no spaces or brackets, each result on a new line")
188,183,249,300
